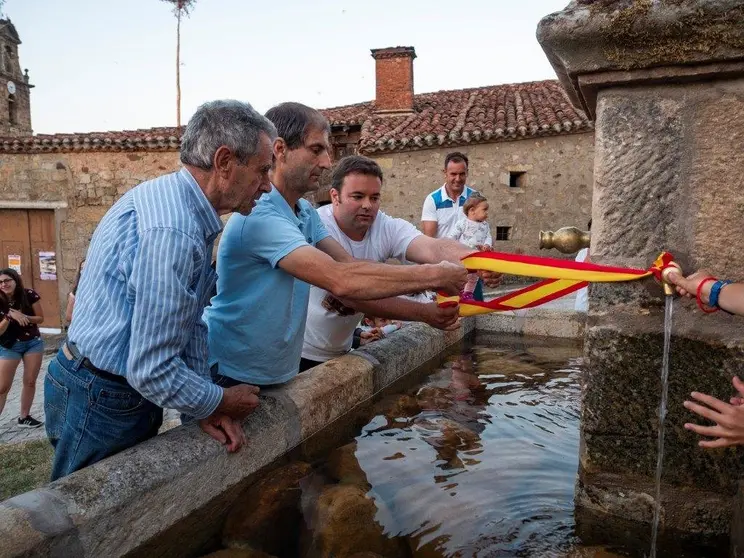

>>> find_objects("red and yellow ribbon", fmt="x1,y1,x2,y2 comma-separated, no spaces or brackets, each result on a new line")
438,251,674,316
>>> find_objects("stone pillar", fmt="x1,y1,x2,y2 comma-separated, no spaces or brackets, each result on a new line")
538,0,744,546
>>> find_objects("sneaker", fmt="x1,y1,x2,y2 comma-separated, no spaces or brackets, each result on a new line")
17,415,43,429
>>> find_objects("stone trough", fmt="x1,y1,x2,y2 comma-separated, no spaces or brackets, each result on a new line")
0,305,585,558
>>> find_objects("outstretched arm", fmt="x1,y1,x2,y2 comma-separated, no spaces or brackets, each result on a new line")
405,235,502,289
666,269,744,316
278,243,466,300
340,296,459,331
405,235,472,265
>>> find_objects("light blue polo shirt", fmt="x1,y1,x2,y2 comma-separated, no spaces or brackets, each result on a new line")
204,186,329,385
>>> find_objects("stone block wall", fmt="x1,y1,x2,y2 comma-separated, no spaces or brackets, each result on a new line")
580,78,744,537
0,83,32,136
0,25,33,136
370,131,595,255
0,131,594,317
0,150,180,297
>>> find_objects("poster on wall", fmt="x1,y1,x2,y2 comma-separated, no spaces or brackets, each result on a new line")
39,251,57,280
8,255,21,274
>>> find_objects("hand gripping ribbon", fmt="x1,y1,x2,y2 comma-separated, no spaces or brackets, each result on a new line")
437,251,675,316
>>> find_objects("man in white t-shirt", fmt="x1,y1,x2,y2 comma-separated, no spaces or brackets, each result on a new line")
421,151,478,239
301,155,491,370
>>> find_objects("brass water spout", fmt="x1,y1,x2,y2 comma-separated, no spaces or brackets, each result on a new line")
539,227,590,254
660,262,682,296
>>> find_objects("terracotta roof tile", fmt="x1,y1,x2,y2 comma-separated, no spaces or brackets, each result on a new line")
0,127,181,153
319,101,374,128
321,79,592,154
0,80,591,154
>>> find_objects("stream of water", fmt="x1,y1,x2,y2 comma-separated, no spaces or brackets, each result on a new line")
649,295,675,558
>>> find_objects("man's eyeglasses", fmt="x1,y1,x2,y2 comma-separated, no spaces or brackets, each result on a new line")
0,279,14,285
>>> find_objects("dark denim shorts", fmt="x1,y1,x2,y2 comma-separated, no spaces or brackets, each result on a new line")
0,337,44,360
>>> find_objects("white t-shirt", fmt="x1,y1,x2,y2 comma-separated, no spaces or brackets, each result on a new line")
574,248,589,312
421,184,477,239
302,205,421,362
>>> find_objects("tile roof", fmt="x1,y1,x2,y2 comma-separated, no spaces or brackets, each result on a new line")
0,128,181,154
321,79,593,154
319,101,374,128
0,80,592,155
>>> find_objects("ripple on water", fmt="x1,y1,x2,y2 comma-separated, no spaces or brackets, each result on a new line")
350,342,585,557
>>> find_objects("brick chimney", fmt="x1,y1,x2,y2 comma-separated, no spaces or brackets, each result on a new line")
370,46,416,114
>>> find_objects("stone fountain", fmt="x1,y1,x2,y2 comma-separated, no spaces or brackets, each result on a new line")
538,0,744,551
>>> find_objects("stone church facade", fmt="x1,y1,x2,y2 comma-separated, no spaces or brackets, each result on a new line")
0,38,594,327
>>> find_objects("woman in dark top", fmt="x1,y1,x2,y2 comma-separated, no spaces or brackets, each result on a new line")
0,291,9,335
0,268,45,428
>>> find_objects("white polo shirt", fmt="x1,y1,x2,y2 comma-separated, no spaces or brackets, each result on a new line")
302,205,421,362
421,184,478,238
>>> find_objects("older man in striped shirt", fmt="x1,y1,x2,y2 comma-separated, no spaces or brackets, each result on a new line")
44,100,275,480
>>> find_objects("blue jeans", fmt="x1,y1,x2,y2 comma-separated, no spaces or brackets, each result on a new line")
44,347,163,481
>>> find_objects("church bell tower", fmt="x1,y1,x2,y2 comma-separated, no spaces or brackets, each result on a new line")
0,18,33,136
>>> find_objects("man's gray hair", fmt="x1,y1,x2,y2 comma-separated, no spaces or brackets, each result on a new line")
180,100,277,170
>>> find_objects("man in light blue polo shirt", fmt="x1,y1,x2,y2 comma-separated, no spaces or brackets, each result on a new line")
204,103,467,388
204,185,329,385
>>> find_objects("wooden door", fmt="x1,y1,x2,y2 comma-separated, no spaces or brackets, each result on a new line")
0,209,61,328
28,210,61,328
0,209,31,279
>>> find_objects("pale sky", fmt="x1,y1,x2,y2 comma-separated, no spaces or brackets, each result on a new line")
6,0,570,135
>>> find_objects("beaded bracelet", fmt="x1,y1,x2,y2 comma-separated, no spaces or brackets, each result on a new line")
696,277,718,313
709,280,733,310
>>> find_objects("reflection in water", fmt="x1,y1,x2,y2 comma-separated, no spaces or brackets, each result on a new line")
354,340,586,557
215,337,728,558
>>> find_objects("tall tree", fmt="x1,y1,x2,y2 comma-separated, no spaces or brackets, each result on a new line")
160,0,196,128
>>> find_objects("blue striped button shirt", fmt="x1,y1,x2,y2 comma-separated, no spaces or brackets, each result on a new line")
68,168,223,419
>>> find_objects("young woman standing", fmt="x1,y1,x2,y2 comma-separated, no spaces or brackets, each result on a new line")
0,268,45,427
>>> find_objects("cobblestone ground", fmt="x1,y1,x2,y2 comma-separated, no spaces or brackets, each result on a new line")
0,351,180,446
0,353,53,445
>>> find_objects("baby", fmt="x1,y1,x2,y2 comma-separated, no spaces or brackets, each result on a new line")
448,194,493,301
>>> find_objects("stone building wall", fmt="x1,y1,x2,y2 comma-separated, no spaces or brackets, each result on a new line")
371,131,595,255
0,131,594,315
0,150,180,296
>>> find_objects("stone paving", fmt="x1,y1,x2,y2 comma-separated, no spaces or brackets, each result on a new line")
0,353,53,446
